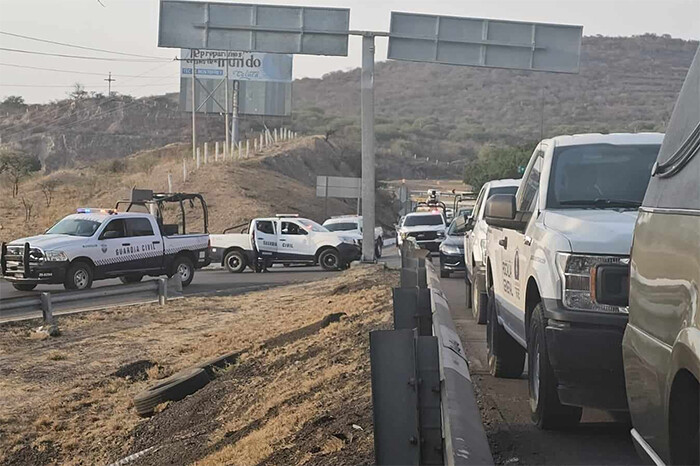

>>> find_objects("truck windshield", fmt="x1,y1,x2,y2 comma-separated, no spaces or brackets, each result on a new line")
547,144,661,209
46,218,102,237
404,215,444,226
298,219,329,232
324,222,357,232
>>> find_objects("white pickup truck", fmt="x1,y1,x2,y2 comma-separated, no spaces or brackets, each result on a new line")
209,215,361,272
482,133,663,430
322,215,384,258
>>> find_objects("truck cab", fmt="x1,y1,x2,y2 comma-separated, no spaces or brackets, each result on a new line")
482,133,663,429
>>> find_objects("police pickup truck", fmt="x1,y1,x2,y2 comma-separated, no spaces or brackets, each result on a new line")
482,132,663,430
396,211,447,253
209,215,361,273
322,215,384,258
1,207,210,291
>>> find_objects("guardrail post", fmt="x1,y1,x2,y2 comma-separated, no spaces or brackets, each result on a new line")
392,287,432,336
158,278,167,305
40,292,54,324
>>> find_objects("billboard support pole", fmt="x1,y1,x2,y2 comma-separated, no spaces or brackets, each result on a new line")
225,60,230,158
360,33,376,263
232,80,240,145
191,56,196,160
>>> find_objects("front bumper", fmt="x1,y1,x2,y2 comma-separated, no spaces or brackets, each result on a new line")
1,261,68,284
439,251,465,271
542,298,629,411
338,243,362,263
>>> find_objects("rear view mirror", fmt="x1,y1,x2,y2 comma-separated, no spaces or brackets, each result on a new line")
484,194,525,230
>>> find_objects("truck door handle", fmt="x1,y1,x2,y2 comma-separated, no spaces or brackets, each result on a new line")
279,239,286,242
498,238,508,249
524,236,532,246
152,241,161,245
122,243,131,246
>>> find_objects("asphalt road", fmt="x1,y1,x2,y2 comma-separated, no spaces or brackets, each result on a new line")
439,271,640,465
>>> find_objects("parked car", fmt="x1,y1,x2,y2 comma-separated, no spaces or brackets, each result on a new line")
439,216,468,278
616,48,699,465
396,211,447,253
209,215,361,272
483,132,663,429
464,179,520,323
322,215,384,258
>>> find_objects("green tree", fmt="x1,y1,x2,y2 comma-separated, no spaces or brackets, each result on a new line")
1,96,27,109
463,143,534,191
0,148,42,197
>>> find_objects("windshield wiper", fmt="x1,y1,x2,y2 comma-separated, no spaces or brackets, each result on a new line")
560,198,641,208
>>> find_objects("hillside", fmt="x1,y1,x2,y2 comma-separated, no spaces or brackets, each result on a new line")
0,136,398,244
0,34,696,176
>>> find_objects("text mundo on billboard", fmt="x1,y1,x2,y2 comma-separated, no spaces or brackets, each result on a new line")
180,49,293,83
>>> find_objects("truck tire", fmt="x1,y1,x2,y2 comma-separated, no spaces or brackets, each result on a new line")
133,367,210,417
486,288,525,378
471,276,488,324
119,274,143,284
318,248,341,271
375,239,383,258
528,303,582,430
172,255,195,287
12,283,37,291
224,250,247,273
64,261,93,290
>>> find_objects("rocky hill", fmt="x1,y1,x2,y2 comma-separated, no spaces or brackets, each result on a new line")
0,34,696,175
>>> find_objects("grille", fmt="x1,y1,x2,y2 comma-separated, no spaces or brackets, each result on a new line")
408,231,438,241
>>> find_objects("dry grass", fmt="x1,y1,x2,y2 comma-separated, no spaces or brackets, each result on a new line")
0,265,396,465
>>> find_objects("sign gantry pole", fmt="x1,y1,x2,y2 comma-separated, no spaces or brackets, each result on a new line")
225,59,230,158
360,33,376,263
191,56,196,160
232,80,240,146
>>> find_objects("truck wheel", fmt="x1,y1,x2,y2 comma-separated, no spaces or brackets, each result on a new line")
224,250,247,273
119,274,143,284
319,249,341,271
486,288,525,378
528,303,582,429
172,255,195,287
375,240,383,258
64,261,93,290
12,283,37,291
471,277,488,325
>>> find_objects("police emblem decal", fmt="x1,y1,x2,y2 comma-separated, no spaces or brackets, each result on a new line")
101,244,108,254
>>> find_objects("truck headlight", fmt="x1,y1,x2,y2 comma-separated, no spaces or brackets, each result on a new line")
555,252,628,313
440,244,461,255
44,250,68,262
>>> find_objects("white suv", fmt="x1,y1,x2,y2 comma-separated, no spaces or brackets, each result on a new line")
464,178,520,323
483,132,663,430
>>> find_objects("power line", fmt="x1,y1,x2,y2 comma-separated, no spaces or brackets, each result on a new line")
0,30,167,59
0,62,174,78
0,82,177,88
0,47,171,62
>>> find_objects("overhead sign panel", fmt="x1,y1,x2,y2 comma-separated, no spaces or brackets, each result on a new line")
180,78,291,116
180,49,292,82
159,0,350,56
316,176,361,199
388,12,582,74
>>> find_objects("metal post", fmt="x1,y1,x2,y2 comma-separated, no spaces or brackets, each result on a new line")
158,277,167,305
225,60,230,158
191,58,196,160
238,142,242,160
204,142,209,164
196,147,201,169
167,173,173,193
215,141,219,162
183,158,187,182
232,80,240,146
40,292,54,324
246,139,250,158
361,34,376,263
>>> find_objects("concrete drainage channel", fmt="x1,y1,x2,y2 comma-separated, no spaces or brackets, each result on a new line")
370,241,493,465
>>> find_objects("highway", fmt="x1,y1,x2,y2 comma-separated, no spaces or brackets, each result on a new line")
439,272,640,465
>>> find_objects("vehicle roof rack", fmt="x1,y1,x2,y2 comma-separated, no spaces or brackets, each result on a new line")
115,188,209,234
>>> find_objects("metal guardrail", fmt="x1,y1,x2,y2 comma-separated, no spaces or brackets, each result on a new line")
0,276,182,324
370,239,493,465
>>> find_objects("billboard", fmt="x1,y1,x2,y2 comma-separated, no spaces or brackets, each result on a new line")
388,12,582,74
179,78,291,116
316,176,361,199
159,0,350,56
180,49,293,82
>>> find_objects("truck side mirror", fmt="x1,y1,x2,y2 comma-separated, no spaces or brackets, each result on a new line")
484,194,525,230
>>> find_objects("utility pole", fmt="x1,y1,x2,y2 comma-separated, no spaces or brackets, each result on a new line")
360,33,376,263
105,72,116,95
191,55,196,160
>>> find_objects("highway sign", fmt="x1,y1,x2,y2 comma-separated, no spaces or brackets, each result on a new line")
159,0,350,56
179,78,291,116
180,49,293,82
316,176,361,199
388,12,582,74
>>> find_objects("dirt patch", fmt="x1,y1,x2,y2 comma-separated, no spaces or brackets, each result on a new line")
0,265,396,465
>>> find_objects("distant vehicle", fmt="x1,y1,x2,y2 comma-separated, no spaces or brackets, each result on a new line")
1,191,210,290
464,179,520,324
483,132,663,430
614,49,699,465
322,215,384,258
396,211,447,253
439,216,467,278
209,215,361,272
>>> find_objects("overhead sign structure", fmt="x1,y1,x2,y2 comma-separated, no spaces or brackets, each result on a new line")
388,12,582,74
159,1,350,56
179,78,291,116
316,176,361,199
180,49,293,82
